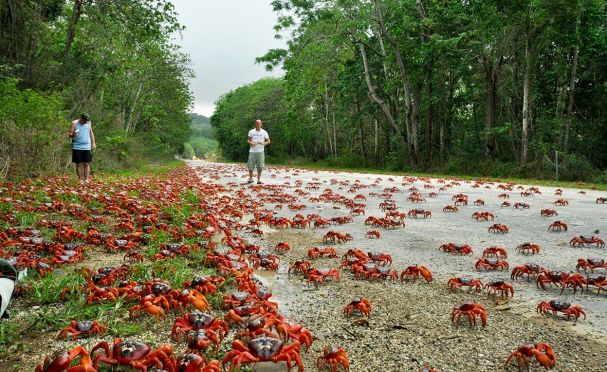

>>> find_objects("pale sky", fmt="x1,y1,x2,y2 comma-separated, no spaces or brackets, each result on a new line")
171,1,286,117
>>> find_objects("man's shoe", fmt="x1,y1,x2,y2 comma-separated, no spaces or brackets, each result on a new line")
247,179,254,184
257,181,263,185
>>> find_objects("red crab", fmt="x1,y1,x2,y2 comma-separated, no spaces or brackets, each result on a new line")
288,259,312,275
513,242,539,255
511,264,543,281
35,347,95,372
451,302,487,327
317,346,349,371
177,353,221,372
475,258,509,271
472,211,494,221
439,243,473,255
305,267,340,285
171,311,229,342
554,199,568,206
513,202,530,209
222,336,303,372
443,205,458,212
537,300,585,321
484,281,515,297
569,236,605,248
57,320,107,340
576,258,607,272
91,338,175,371
504,343,557,371
540,209,558,217
343,297,372,318
482,246,507,259
447,277,484,292
365,230,381,239
407,209,431,218
488,223,509,234
400,265,433,283
308,247,338,259
548,221,567,232
367,251,392,266
249,251,280,271
275,241,290,253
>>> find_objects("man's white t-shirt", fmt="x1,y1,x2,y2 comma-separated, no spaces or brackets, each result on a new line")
248,128,269,153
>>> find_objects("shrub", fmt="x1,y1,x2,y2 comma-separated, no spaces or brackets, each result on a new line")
182,142,195,160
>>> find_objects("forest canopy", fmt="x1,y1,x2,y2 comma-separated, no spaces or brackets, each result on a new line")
0,0,193,179
211,0,607,182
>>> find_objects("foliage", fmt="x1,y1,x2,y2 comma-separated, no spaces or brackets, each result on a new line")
0,0,193,179
211,78,289,161
182,142,195,159
211,0,607,181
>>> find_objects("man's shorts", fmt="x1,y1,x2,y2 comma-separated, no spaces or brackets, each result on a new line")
72,149,92,163
247,152,265,171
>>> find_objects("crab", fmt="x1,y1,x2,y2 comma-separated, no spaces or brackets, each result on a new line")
540,209,558,217
439,243,473,255
308,247,338,259
171,311,229,342
275,241,291,253
317,346,349,371
35,347,95,372
484,281,515,297
535,270,571,291
509,244,536,257
475,258,509,271
537,300,585,321
306,267,341,285
511,264,543,281
482,247,508,259
569,236,605,248
177,353,221,372
442,205,459,212
288,259,312,275
365,230,381,239
548,221,567,232
222,336,303,372
501,201,511,208
447,276,484,292
451,302,487,327
249,251,280,271
597,197,607,204
185,329,223,354
343,297,372,318
576,258,607,272
407,209,431,218
91,338,175,372
504,343,557,371
488,223,509,234
367,251,392,266
473,199,485,206
554,199,569,206
400,265,433,283
57,320,107,340
472,212,494,221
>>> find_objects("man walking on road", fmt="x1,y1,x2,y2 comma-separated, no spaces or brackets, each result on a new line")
69,113,96,183
247,119,270,184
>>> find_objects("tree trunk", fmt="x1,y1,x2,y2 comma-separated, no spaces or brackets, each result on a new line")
521,38,531,166
374,118,379,166
323,81,333,157
358,43,408,154
332,109,337,158
372,0,417,168
484,59,498,160
425,63,433,163
563,44,579,154
63,0,85,65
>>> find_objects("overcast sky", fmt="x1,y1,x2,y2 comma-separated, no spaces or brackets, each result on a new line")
171,1,286,117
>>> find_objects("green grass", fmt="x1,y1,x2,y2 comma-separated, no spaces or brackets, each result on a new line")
100,159,184,178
